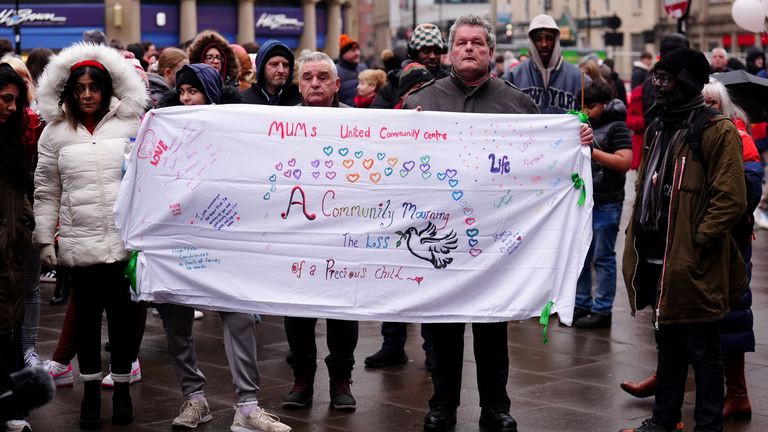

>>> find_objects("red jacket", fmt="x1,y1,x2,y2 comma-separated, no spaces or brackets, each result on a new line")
625,84,646,170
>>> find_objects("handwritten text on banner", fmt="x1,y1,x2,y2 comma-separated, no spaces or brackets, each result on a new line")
114,105,593,324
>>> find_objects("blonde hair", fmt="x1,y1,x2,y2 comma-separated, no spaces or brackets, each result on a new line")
157,48,188,78
357,69,387,90
1,54,34,102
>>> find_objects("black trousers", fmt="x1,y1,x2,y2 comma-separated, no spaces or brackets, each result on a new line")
427,322,510,411
71,262,134,377
0,327,25,421
653,321,724,432
284,317,358,381
380,321,433,355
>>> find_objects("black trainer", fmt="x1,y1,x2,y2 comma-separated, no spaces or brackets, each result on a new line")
364,348,408,368
574,313,612,329
282,377,313,408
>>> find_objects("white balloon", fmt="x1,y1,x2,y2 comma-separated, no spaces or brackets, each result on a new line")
763,0,768,17
732,0,766,33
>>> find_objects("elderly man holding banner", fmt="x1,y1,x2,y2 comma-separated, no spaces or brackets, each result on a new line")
281,51,360,412
404,15,593,432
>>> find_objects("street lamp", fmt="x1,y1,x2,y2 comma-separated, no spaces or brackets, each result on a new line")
13,0,21,54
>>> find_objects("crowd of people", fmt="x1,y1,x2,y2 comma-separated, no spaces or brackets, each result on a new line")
0,13,766,432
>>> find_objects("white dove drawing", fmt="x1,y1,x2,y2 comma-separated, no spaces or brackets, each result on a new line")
396,222,459,269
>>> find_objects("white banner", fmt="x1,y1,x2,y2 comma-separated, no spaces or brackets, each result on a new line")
114,105,592,324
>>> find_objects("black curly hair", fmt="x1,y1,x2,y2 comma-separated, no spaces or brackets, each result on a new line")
0,63,30,192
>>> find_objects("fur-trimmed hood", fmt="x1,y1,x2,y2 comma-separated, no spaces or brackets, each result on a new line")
187,30,240,84
36,43,149,124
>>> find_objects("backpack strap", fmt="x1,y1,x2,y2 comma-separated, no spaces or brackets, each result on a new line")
686,106,730,171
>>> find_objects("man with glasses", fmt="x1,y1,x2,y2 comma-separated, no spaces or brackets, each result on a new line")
620,48,747,432
510,14,584,114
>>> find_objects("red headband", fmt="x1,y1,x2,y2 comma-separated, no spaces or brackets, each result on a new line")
70,59,106,73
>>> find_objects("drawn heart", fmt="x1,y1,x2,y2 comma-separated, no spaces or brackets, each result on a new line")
468,238,479,247
354,150,364,158
312,171,320,179
275,162,283,171
469,248,482,257
326,171,336,180
370,172,382,184
420,155,430,164
363,159,374,170
288,158,296,167
414,276,424,284
343,159,354,169
466,228,479,237
463,208,473,216
325,160,333,168
451,190,464,201
347,173,360,183
437,172,446,181
422,172,432,179
293,169,302,180
465,217,476,226
387,157,398,167
402,160,415,171
338,147,349,156
311,159,320,168
323,146,333,156
445,169,457,178
377,152,386,161
384,167,393,176
460,201,467,207
420,163,431,173
448,179,459,188
399,169,410,178
283,169,292,178
263,192,270,200
268,174,277,182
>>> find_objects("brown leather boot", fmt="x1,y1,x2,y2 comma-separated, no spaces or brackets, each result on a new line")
723,352,751,420
620,374,657,398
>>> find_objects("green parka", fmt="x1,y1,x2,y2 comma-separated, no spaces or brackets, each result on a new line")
623,116,747,327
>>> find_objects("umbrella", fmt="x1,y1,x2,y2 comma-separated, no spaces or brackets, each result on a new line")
710,70,768,123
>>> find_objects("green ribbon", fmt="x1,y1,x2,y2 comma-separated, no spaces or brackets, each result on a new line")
571,173,586,207
125,250,139,295
567,109,589,123
539,300,554,345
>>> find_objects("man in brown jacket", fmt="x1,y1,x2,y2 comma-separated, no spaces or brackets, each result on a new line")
620,48,747,432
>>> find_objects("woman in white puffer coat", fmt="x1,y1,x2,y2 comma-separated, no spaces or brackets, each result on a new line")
33,42,148,430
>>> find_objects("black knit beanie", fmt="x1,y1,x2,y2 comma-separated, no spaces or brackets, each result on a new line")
176,67,207,100
653,48,709,94
397,63,433,98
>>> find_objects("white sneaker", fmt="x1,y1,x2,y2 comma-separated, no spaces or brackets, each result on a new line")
40,270,56,283
23,349,43,368
101,359,141,388
194,310,204,320
5,419,31,432
231,406,291,432
172,398,212,429
42,360,74,387
755,209,768,230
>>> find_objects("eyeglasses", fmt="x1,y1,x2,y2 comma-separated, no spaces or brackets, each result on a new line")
650,73,674,87
204,55,223,62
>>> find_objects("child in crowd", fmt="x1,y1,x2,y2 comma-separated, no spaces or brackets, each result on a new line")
354,68,386,108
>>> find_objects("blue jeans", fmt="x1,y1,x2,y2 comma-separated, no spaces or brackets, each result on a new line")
575,201,621,316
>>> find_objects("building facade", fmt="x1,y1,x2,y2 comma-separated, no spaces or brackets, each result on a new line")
1,0,359,58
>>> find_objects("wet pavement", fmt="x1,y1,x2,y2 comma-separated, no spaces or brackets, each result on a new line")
27,175,768,431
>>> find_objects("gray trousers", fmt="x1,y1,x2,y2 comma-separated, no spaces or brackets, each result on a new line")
156,303,260,403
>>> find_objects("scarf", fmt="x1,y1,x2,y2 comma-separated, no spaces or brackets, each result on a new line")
638,94,705,231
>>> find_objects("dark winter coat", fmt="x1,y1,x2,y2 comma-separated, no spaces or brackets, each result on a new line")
623,115,748,326
590,99,632,204
0,177,34,335
336,58,365,107
403,74,539,115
